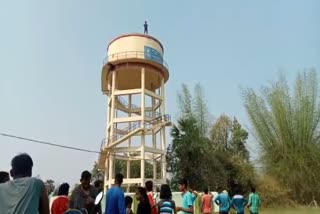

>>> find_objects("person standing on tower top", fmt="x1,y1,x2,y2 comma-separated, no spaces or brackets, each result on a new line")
144,21,148,34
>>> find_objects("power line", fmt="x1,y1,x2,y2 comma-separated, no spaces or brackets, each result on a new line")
0,133,100,154
0,133,267,169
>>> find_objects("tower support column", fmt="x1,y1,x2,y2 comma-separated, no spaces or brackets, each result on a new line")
140,67,146,186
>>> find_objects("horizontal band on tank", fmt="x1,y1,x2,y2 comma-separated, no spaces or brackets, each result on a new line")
107,33,164,53
101,59,169,93
104,50,168,70
105,61,167,78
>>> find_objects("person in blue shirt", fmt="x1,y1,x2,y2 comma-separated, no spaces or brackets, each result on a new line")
231,187,247,214
105,173,126,214
214,189,231,214
176,178,193,214
247,187,261,214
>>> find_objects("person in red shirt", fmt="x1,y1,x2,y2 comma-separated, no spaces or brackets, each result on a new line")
145,180,158,214
201,187,213,214
51,183,70,214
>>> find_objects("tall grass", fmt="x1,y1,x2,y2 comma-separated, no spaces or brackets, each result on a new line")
243,70,320,203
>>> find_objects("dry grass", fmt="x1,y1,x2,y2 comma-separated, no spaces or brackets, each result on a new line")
257,207,319,214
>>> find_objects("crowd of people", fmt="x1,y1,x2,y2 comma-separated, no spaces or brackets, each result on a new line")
0,153,101,214
105,175,261,214
0,153,261,214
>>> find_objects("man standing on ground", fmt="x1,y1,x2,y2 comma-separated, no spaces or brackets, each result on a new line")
214,189,231,214
231,187,247,214
146,180,158,214
201,187,213,214
176,178,194,213
69,170,98,214
211,190,219,214
105,173,126,214
0,153,49,214
247,187,261,214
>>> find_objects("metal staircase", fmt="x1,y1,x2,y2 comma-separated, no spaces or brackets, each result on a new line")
98,94,171,169
115,96,162,118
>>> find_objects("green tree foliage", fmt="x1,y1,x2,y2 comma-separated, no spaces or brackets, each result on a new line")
177,84,193,117
210,115,249,161
193,83,210,137
231,118,250,161
91,162,104,182
167,117,208,190
167,84,254,193
44,179,55,195
243,70,320,203
208,115,252,194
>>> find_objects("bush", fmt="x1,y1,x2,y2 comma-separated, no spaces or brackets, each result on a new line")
256,175,293,207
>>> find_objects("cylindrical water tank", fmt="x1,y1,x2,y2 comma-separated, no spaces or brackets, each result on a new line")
101,33,169,92
108,33,164,63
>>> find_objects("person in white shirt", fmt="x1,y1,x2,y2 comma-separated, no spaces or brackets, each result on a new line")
211,191,219,214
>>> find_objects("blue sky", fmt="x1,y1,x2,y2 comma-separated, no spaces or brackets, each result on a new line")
0,0,319,185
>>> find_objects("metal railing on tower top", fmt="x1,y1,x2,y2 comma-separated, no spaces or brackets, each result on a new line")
103,51,169,69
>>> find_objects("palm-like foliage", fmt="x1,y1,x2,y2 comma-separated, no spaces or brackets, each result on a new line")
243,70,320,202
168,84,254,192
167,117,207,190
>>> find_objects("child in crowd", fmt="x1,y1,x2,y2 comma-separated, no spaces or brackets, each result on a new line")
125,196,134,214
157,184,176,214
146,180,158,214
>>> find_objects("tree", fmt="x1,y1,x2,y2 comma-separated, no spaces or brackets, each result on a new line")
167,84,211,190
243,70,320,203
91,162,104,182
210,115,249,161
230,117,249,161
210,115,231,151
44,179,55,195
208,115,252,194
167,117,208,190
168,84,253,192
193,83,210,137
177,83,211,137
177,84,193,117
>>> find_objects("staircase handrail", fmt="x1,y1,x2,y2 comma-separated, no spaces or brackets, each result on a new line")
100,114,171,149
116,96,161,118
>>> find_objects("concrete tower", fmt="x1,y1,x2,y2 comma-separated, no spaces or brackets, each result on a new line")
98,33,171,191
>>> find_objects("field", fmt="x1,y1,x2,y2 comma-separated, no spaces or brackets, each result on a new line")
170,193,320,214
118,193,319,214
216,207,319,214
259,208,319,214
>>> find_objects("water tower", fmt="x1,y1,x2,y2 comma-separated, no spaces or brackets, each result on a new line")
98,33,171,191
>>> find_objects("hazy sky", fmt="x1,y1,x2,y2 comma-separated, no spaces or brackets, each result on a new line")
1,0,319,185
